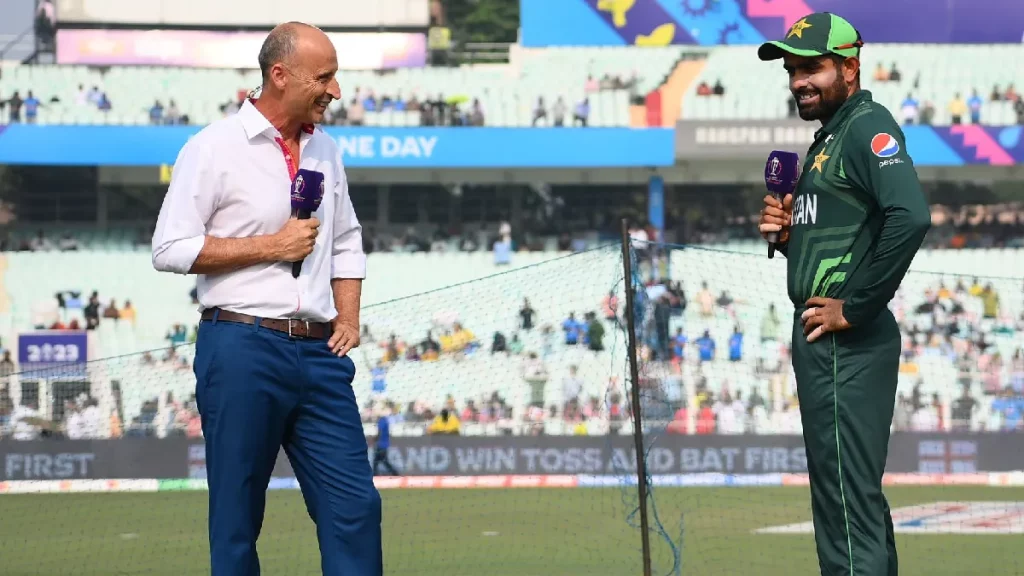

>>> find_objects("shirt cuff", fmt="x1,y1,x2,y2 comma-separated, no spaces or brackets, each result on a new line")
153,235,205,275
331,253,367,279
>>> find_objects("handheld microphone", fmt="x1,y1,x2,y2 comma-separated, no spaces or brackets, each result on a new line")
764,150,800,259
290,168,326,278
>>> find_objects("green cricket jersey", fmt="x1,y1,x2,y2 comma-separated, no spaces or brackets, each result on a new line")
777,90,931,327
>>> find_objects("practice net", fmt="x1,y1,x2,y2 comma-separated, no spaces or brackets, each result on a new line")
0,242,1022,576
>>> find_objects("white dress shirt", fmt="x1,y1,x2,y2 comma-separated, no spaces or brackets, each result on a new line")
152,99,366,323
11,405,41,440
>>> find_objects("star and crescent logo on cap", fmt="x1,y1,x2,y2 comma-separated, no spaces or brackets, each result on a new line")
787,18,812,39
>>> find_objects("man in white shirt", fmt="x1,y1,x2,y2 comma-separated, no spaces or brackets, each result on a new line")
151,22,380,576
65,400,87,440
562,365,583,412
79,397,103,438
10,398,42,441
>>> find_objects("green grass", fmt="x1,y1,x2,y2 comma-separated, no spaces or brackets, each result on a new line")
0,487,1021,575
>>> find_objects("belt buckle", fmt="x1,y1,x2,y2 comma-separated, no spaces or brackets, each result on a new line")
287,319,310,338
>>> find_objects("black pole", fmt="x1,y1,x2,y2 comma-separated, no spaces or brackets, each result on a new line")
620,218,653,576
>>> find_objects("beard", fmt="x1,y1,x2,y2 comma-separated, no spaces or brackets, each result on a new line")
794,74,849,122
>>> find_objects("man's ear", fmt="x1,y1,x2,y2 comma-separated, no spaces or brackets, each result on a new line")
843,57,861,84
268,62,289,91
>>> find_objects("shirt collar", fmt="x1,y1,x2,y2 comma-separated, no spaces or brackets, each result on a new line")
238,98,316,141
816,89,872,139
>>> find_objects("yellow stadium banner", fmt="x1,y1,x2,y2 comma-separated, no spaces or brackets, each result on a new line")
159,164,173,184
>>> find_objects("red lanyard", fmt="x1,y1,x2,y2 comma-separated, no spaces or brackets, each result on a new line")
274,137,298,180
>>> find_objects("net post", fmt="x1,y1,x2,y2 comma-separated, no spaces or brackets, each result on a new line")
620,218,653,576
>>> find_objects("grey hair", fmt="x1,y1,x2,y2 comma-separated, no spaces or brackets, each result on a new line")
258,24,300,84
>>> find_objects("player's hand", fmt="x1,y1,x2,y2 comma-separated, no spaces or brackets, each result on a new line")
328,319,360,357
759,194,793,243
273,217,320,262
801,297,851,343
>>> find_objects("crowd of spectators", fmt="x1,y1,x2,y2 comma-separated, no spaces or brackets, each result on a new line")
876,61,1024,125
25,289,137,332
0,241,1020,440
215,77,634,128
0,387,202,441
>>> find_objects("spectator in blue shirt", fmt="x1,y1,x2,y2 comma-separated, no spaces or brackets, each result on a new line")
672,328,687,361
562,312,582,345
991,388,1024,431
493,236,511,265
967,90,983,124
728,326,743,362
149,100,164,124
371,361,387,395
372,405,400,476
573,98,590,127
696,330,716,363
899,93,919,125
23,91,41,124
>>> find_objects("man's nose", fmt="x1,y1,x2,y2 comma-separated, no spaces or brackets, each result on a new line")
327,77,341,100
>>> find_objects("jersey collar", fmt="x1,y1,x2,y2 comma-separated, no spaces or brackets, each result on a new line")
816,89,872,140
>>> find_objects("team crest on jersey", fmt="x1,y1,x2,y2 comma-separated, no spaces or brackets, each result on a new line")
870,133,900,158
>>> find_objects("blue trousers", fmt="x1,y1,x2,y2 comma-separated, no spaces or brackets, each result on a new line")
194,317,383,576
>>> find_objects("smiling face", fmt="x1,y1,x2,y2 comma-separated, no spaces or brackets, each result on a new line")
783,53,858,122
284,30,341,125
264,25,341,126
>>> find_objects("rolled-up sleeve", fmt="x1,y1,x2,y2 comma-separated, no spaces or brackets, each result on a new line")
331,169,367,279
152,137,216,274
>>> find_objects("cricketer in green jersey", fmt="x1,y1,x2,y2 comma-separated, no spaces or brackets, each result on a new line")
756,12,932,576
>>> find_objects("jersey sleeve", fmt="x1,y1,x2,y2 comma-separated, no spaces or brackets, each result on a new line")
838,110,931,327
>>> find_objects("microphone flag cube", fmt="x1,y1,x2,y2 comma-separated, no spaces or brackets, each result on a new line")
764,150,800,196
291,169,326,214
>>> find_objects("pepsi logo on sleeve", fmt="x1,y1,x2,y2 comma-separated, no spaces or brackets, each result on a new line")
870,133,900,158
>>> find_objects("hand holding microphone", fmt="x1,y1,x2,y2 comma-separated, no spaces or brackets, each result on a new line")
279,168,325,277
761,150,799,259
275,217,320,262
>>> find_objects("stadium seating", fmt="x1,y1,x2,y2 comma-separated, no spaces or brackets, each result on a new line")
0,246,1020,436
682,44,1024,124
3,44,1021,126
0,46,685,127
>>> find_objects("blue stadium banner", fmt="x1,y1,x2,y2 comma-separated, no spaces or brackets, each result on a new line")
0,125,676,169
17,331,89,378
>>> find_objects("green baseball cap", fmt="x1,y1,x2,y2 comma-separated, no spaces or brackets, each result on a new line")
757,12,864,61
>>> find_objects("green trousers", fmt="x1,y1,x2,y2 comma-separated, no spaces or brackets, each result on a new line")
791,307,900,576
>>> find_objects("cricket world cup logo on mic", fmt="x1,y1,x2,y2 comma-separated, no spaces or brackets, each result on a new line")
290,169,325,216
766,155,783,187
764,150,799,194
292,174,305,204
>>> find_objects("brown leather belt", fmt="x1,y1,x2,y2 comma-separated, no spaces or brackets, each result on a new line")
200,308,331,340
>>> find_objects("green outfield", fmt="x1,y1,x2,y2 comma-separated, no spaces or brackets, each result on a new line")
0,486,1021,576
